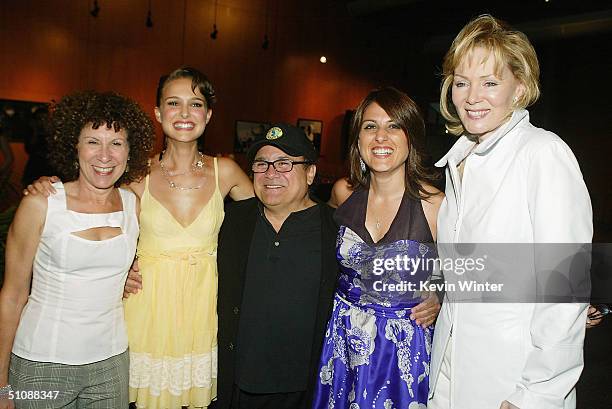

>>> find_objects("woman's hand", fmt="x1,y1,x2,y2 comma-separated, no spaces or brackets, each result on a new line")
500,400,520,409
410,292,441,328
22,176,59,197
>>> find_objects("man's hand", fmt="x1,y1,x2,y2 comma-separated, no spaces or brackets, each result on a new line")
123,259,142,299
586,304,604,329
410,292,441,328
23,176,59,197
500,400,520,409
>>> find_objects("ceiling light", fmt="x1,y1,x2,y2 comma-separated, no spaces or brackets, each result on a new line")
90,0,100,17
145,0,153,28
211,0,219,40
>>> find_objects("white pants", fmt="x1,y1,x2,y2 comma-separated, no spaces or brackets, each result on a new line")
428,334,451,409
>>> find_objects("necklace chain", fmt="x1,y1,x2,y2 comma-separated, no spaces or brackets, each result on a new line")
159,151,205,190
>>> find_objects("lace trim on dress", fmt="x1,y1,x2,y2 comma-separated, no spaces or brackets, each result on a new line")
129,348,218,396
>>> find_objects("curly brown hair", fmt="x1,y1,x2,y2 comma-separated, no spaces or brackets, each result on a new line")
348,86,439,200
48,90,154,186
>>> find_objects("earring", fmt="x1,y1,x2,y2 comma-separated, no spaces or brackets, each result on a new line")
74,161,79,170
513,95,518,104
360,157,367,173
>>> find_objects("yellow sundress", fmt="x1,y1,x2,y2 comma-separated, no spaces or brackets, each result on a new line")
124,157,224,408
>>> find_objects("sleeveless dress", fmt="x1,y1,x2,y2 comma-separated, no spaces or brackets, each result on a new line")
124,157,224,409
312,189,436,409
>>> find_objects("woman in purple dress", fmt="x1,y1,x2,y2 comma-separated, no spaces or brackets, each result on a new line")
313,87,443,408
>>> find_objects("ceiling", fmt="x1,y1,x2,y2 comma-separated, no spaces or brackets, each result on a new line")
337,0,612,40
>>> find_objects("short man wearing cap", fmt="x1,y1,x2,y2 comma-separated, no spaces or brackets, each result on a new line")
214,123,338,409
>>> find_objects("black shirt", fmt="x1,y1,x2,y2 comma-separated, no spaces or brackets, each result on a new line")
235,203,322,393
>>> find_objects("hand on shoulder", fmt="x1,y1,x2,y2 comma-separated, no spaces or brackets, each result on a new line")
22,175,59,197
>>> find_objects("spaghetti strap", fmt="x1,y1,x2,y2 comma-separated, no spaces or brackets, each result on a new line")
140,174,151,203
213,157,219,190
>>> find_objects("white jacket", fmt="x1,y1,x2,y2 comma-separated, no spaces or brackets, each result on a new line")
429,110,593,409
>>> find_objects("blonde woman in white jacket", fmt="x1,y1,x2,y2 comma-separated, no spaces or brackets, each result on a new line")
428,15,592,409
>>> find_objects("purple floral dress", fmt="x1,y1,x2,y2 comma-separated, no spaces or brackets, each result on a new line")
313,189,436,409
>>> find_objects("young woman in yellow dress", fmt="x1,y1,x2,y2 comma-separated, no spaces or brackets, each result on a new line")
122,68,253,408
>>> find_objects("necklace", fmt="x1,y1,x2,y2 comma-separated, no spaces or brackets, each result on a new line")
159,151,205,190
375,219,381,230
159,150,204,176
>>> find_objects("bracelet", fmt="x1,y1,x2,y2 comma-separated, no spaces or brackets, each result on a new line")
0,384,12,397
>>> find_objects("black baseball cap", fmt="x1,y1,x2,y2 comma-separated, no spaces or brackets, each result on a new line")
247,123,319,163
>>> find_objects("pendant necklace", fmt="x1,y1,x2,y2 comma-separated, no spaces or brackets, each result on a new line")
159,150,205,190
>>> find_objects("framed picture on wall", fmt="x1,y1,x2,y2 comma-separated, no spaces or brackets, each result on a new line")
297,118,322,152
234,120,270,153
0,99,50,142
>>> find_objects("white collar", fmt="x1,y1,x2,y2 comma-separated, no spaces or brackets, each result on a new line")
435,109,529,167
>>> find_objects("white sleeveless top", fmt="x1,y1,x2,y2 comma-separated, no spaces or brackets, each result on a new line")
12,182,139,365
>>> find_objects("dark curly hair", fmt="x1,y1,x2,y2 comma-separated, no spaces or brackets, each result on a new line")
348,86,439,200
48,90,154,186
156,67,216,108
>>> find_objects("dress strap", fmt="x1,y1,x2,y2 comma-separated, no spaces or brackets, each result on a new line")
118,188,136,216
142,174,151,201
213,157,219,191
47,181,67,211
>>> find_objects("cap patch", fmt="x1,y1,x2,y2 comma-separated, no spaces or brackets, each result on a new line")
266,127,283,140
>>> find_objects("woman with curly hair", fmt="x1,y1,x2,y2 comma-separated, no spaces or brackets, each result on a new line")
0,91,154,408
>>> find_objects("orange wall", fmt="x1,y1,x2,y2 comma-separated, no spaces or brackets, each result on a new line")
0,0,376,188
